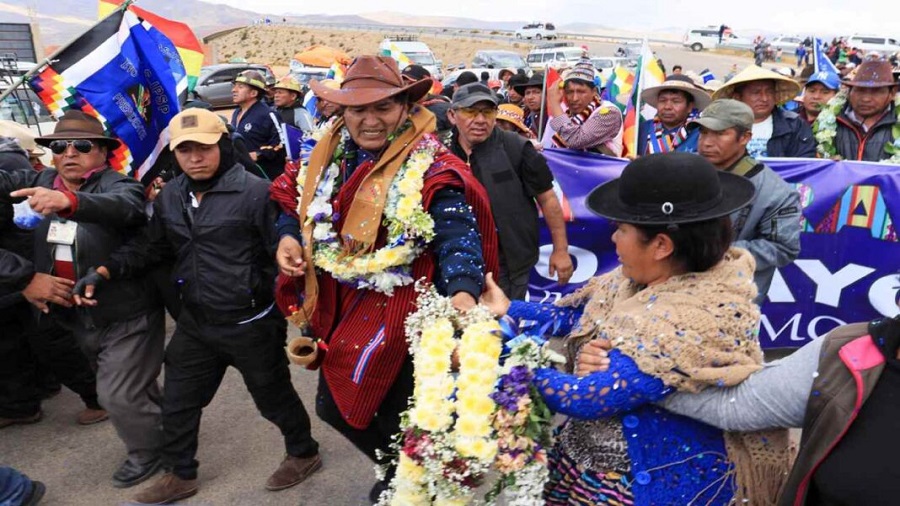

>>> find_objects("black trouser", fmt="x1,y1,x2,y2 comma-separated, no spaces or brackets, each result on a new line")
315,357,414,476
26,316,101,410
0,311,40,419
162,307,319,480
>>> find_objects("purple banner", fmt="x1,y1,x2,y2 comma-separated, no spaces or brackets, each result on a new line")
529,149,900,348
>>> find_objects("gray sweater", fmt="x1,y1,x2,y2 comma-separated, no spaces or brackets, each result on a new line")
660,337,823,431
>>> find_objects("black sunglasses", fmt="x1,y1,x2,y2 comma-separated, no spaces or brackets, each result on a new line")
48,139,95,155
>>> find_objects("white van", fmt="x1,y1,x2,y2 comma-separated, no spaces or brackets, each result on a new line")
526,44,584,71
845,35,900,54
379,36,443,80
516,22,557,40
683,26,754,52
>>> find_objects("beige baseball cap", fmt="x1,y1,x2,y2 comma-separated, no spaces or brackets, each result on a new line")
168,109,228,150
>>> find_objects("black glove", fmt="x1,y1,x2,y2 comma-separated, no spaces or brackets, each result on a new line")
73,267,104,299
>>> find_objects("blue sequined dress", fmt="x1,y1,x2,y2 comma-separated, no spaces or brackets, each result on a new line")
508,300,736,506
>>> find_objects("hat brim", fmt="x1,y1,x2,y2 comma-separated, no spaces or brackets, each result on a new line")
586,171,757,225
170,132,224,150
712,69,802,106
36,132,121,149
497,116,531,135
641,84,711,110
309,78,431,107
512,78,545,95
842,80,897,88
687,116,746,132
453,94,499,109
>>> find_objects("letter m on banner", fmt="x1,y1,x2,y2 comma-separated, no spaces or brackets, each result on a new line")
28,9,187,184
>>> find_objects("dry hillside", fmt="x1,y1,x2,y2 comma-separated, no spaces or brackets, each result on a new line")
211,25,529,72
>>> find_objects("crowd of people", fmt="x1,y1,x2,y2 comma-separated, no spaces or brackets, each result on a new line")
0,41,898,506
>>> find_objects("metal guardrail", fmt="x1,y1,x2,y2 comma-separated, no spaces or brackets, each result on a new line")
230,21,681,48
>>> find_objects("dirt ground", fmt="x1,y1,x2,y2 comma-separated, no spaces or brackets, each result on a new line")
212,25,528,70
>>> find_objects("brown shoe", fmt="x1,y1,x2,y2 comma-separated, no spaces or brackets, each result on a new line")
0,411,42,429
132,472,198,505
265,454,322,491
76,408,108,425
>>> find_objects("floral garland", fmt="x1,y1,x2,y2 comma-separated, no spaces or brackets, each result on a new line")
377,285,560,506
294,129,439,294
814,91,900,164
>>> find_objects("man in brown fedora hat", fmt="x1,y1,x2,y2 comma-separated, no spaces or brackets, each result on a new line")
0,109,165,488
819,59,899,162
713,65,816,158
0,126,107,432
269,55,500,502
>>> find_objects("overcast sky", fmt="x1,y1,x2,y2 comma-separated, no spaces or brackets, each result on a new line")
203,0,894,36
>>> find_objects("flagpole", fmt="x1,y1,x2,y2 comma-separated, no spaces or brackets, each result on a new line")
0,0,136,104
632,39,649,155
537,63,549,141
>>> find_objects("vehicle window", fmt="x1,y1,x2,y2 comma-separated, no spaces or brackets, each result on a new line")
542,53,554,62
546,23,555,30
407,53,435,65
527,54,540,63
859,37,884,45
890,39,898,46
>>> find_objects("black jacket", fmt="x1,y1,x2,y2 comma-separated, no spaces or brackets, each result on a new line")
450,128,553,278
109,164,279,324
835,104,897,162
767,107,817,158
0,166,151,327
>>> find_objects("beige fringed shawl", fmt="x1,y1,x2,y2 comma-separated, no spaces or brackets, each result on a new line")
558,248,794,504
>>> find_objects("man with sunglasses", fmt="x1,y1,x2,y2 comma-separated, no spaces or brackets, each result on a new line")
0,110,165,488
448,83,573,299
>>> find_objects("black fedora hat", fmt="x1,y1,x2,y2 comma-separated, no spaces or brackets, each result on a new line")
513,73,545,95
587,153,756,225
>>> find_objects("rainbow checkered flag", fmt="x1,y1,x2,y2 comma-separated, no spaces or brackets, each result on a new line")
99,0,204,92
622,39,665,158
29,8,187,184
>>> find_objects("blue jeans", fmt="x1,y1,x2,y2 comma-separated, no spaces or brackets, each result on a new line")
0,466,33,506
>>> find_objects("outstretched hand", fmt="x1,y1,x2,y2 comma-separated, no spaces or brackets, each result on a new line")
10,187,71,216
478,272,511,317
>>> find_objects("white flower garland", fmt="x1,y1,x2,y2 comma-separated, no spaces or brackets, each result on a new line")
814,91,900,164
295,131,439,294
378,285,559,506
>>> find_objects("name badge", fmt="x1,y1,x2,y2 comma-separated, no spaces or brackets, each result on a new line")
47,220,77,245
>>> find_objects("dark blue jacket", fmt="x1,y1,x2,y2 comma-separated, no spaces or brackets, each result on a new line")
767,107,816,158
231,100,285,180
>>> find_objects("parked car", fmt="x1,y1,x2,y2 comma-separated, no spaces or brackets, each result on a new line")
769,35,807,52
526,43,585,71
192,63,275,108
515,22,557,40
845,35,900,54
379,36,443,80
590,56,636,71
682,26,753,51
471,50,529,74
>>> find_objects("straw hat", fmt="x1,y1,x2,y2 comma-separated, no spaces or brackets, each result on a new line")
641,80,711,110
0,119,45,157
712,65,802,105
496,104,531,135
309,55,431,107
272,75,303,94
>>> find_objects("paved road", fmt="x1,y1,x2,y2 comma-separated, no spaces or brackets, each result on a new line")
0,322,375,506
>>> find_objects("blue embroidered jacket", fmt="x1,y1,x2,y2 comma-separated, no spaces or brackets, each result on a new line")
508,300,735,506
